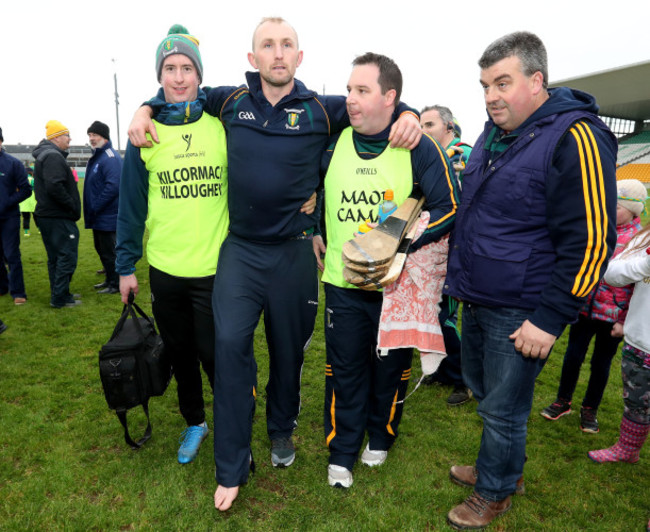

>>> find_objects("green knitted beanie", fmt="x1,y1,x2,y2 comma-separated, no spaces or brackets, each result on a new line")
155,24,203,83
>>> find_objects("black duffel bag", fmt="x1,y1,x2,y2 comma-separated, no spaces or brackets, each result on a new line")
99,295,172,449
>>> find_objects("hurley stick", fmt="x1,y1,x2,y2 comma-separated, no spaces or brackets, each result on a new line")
342,194,424,268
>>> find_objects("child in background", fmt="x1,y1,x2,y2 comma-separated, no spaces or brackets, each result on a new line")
541,180,646,433
588,215,650,464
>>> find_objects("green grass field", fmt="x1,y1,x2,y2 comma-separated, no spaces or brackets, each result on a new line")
0,198,647,531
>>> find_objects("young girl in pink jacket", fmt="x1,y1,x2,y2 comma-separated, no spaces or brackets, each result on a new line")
541,180,646,433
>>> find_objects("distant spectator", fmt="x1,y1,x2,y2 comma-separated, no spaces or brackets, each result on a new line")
0,126,32,305
420,105,472,181
420,105,473,405
32,120,82,308
84,121,122,295
19,165,37,236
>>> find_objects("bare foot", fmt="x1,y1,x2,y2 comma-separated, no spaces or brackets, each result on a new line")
214,485,239,511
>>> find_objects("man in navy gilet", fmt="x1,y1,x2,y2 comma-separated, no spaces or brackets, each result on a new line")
444,32,618,530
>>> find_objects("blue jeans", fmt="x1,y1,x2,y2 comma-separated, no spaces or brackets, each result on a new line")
461,304,550,501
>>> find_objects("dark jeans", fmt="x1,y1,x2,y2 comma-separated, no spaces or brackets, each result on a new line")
149,266,214,427
556,315,622,409
36,216,79,307
0,215,26,298
93,230,118,289
462,303,549,502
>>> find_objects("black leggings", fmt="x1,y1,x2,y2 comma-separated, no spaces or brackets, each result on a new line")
556,315,622,409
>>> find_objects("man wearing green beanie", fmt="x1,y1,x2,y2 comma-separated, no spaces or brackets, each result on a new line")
116,25,228,466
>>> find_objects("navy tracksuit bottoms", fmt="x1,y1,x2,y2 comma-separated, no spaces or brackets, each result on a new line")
324,283,413,471
212,234,318,487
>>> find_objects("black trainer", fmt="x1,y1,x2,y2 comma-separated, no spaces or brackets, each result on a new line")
580,407,599,433
540,399,572,420
447,386,472,406
97,286,120,294
422,374,445,386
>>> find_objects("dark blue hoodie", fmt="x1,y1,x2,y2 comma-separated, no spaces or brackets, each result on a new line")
0,149,31,219
445,87,618,337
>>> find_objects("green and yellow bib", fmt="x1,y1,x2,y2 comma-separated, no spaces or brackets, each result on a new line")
140,114,228,277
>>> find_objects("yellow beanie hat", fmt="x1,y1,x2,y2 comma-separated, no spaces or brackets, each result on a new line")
46,120,70,140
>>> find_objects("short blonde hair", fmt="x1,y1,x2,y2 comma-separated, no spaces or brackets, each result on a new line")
251,17,299,50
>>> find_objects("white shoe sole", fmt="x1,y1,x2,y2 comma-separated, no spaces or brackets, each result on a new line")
271,454,295,468
360,445,387,467
328,466,353,488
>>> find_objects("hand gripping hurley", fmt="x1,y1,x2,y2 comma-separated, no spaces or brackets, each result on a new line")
342,192,424,290
342,194,424,270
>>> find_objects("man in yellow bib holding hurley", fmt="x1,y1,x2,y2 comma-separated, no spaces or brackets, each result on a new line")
313,53,460,488
116,25,228,465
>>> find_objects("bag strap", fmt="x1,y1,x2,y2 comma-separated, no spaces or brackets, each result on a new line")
116,399,153,450
126,290,158,335
108,303,133,341
130,301,158,334
108,298,158,343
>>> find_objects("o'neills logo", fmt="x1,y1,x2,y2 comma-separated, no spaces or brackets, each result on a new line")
356,168,377,175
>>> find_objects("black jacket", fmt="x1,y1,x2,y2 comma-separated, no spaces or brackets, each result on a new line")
32,139,81,220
